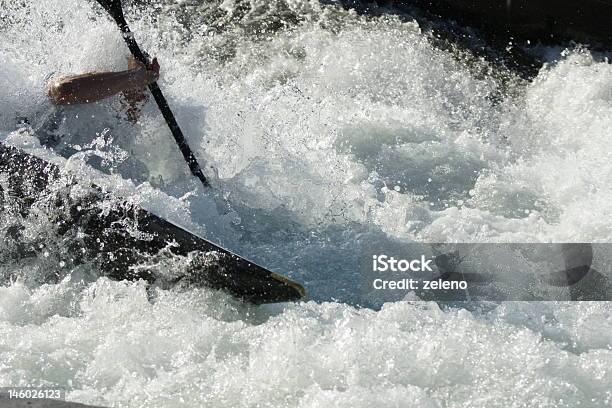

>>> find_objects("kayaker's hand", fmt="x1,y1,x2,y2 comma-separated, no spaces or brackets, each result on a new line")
129,56,160,87
123,56,159,123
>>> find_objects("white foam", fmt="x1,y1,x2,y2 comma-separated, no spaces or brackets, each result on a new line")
1,1,611,406
0,281,610,407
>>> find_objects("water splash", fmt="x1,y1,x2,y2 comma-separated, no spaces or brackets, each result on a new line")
1,1,611,406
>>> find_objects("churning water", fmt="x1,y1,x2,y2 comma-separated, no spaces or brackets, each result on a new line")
0,0,611,406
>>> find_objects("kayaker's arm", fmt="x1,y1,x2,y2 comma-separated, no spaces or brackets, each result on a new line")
46,58,159,106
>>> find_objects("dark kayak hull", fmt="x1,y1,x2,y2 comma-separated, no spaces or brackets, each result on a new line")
399,0,612,47
0,142,305,304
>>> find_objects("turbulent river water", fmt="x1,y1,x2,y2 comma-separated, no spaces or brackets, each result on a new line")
1,0,611,407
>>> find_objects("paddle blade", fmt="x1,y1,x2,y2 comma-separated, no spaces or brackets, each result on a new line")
95,0,125,24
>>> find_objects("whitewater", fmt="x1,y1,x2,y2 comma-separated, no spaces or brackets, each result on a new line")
1,0,611,406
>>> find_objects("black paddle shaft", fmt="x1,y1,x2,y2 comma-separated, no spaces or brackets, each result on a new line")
95,0,209,188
